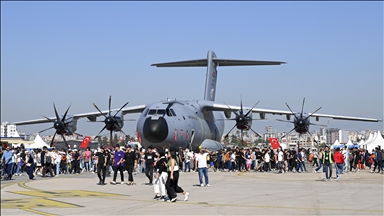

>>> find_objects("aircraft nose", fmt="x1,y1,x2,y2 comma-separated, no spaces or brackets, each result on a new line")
143,117,168,143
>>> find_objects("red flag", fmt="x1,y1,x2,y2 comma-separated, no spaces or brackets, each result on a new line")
174,129,177,143
80,136,91,149
269,138,280,149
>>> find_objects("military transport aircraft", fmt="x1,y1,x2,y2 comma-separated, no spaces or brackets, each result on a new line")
13,50,382,151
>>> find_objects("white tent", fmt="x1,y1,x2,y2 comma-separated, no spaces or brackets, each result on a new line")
26,134,49,149
331,140,343,149
366,131,384,153
364,133,374,145
346,139,354,147
358,140,365,147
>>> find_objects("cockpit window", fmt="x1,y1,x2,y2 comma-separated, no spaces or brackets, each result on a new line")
147,109,156,116
146,108,176,117
157,109,165,115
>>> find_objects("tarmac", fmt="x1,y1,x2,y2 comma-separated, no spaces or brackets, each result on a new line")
1,167,383,216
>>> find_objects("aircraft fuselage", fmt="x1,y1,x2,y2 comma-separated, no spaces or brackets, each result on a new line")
136,100,224,151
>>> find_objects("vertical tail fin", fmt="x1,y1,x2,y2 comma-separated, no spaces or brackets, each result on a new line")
204,50,217,101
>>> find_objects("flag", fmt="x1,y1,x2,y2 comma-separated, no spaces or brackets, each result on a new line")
269,138,280,149
80,136,91,149
174,129,177,143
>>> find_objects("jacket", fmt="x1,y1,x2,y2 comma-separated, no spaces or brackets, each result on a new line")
333,151,344,164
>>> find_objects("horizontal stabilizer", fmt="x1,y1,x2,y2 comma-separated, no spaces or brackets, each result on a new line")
151,58,285,67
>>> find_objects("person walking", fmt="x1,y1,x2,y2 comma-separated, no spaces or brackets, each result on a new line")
110,144,125,185
194,147,211,187
164,150,189,202
1,146,14,180
144,146,157,185
96,146,107,185
42,147,54,177
153,151,168,200
124,145,136,185
322,146,333,181
333,147,344,180
26,150,35,180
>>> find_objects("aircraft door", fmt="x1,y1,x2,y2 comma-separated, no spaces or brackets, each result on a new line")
188,129,195,150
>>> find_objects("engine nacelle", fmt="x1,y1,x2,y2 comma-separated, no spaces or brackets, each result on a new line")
286,114,291,121
259,113,265,119
224,110,231,119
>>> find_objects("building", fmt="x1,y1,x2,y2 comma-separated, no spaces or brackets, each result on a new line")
326,128,340,145
1,122,20,137
338,130,349,144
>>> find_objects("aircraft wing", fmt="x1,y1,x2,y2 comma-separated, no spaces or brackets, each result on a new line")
151,58,285,67
13,105,146,125
203,103,382,122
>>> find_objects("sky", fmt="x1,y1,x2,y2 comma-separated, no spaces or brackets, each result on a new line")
1,1,383,138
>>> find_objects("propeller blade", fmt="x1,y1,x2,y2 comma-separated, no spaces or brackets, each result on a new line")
110,130,113,145
93,103,107,118
306,130,318,144
50,131,57,147
61,104,72,122
301,97,305,118
276,119,294,123
281,127,296,139
240,129,244,144
305,106,322,121
109,95,112,116
53,103,61,121
38,127,54,134
249,127,262,138
285,103,297,120
224,124,238,139
223,102,239,117
94,125,107,139
61,135,68,148
245,100,260,117
74,132,83,137
309,123,327,127
240,95,243,115
124,119,137,121
119,130,129,138
113,101,129,118
41,115,54,122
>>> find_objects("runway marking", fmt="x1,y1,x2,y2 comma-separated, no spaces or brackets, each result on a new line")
2,181,127,216
11,189,123,198
22,208,57,216
1,198,78,209
1,181,19,189
15,181,126,198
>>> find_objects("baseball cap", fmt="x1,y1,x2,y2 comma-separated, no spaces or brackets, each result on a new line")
115,144,120,148
100,146,105,149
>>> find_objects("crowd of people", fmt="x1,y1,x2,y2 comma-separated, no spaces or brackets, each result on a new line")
1,143,383,201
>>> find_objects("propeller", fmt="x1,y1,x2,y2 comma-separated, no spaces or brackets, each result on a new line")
279,97,322,144
223,96,262,145
93,95,129,145
38,103,72,147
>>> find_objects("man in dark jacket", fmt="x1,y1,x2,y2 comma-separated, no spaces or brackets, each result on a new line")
374,147,383,174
